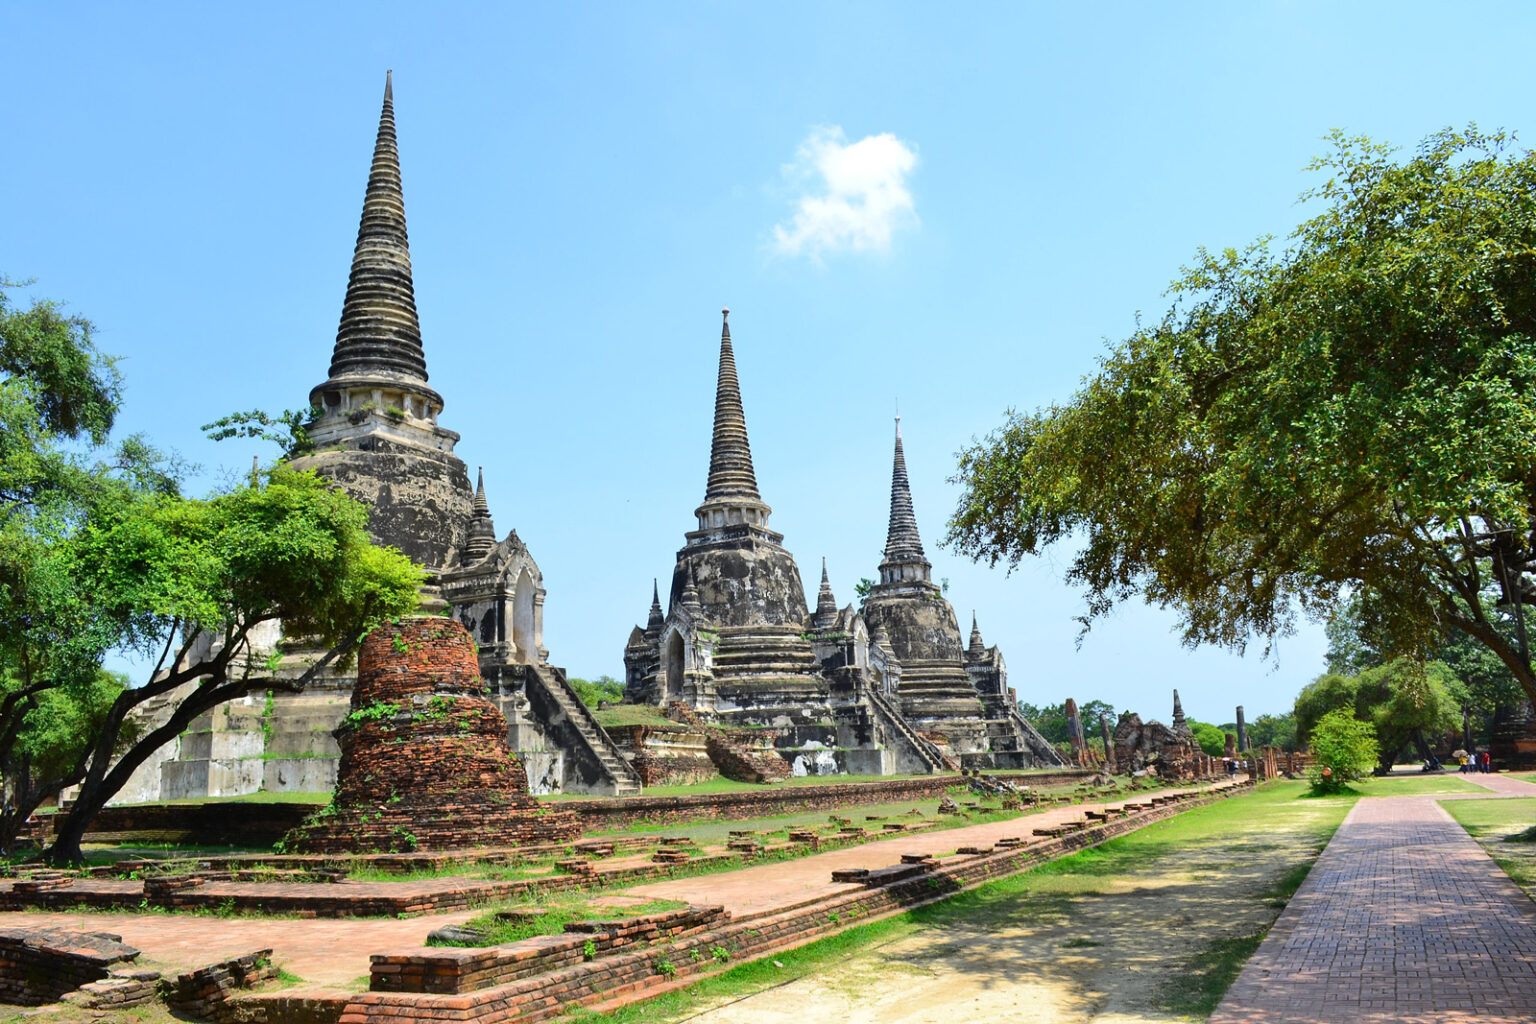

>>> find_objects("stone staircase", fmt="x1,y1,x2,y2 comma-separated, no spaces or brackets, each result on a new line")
1004,707,1069,767
867,690,945,773
525,666,643,796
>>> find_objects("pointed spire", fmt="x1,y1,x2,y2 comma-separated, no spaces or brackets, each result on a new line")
647,578,665,631
1171,689,1187,729
702,308,762,503
813,557,839,627
327,70,429,386
462,466,497,563
968,612,985,659
877,414,932,585
472,467,490,516
681,560,702,613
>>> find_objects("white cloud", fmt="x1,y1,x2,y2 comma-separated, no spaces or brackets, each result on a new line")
772,126,918,258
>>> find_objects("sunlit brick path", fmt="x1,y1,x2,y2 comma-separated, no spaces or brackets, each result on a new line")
1211,790,1536,1024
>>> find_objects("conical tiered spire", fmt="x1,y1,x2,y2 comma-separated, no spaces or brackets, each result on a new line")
877,416,932,585
327,70,429,386
967,613,986,659
1171,689,1188,730
703,309,761,502
462,467,497,563
647,579,665,631
813,557,839,627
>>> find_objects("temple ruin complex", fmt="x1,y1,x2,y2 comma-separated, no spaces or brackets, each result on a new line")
114,74,1063,806
622,313,1063,773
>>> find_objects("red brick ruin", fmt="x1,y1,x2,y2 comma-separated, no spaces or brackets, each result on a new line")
286,617,580,853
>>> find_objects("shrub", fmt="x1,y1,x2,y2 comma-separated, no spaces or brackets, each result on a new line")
1306,708,1377,793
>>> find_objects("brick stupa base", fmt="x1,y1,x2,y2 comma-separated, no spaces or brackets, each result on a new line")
286,617,581,853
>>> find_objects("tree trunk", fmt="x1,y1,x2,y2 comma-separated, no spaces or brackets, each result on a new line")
43,630,354,865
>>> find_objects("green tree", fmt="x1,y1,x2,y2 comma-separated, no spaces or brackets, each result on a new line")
1294,657,1463,771
0,670,122,851
45,470,423,864
1246,712,1298,752
1,284,425,862
1186,719,1228,757
0,282,174,854
569,674,625,710
946,129,1536,704
1326,590,1526,747
1019,698,1115,745
1307,708,1378,793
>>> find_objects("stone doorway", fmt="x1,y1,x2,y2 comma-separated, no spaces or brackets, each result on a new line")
665,631,685,703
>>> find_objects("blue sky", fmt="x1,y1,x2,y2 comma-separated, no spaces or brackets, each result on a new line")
6,2,1533,724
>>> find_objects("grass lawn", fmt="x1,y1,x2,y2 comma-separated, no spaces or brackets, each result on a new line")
1441,796,1536,896
546,773,942,800
1351,774,1487,796
573,781,1357,1023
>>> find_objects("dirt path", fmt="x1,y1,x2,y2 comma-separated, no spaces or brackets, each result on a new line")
0,907,481,990
665,785,1341,1024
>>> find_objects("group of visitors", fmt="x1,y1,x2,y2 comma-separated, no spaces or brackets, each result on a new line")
1459,751,1494,773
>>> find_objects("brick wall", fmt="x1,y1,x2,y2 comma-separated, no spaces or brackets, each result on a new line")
0,928,139,1006
287,618,580,853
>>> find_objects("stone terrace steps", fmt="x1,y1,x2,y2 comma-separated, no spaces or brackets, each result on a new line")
529,667,642,796
867,690,944,772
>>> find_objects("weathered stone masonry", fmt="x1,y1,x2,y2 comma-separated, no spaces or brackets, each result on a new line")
286,617,580,853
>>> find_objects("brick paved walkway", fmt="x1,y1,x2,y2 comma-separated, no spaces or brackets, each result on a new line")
1210,792,1536,1024
1459,771,1536,798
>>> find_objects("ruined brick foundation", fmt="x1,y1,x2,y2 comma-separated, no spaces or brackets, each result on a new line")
286,618,580,853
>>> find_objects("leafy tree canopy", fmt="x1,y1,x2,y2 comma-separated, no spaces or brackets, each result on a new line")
947,129,1536,703
1295,657,1464,770
1246,712,1298,752
1019,698,1115,744
1185,719,1228,757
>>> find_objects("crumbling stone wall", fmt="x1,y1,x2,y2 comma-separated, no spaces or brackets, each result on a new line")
706,730,790,783
1111,712,1203,780
286,617,580,853
608,724,717,787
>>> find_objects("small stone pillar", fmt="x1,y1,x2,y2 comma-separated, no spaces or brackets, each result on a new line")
1065,698,1087,767
1236,706,1249,752
1224,732,1237,759
1099,714,1116,772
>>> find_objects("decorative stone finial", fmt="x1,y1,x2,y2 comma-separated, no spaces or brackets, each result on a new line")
681,560,703,612
813,557,839,627
462,467,497,563
647,578,665,630
968,612,985,658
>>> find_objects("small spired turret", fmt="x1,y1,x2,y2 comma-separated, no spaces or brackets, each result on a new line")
1172,689,1194,740
813,558,840,630
287,71,474,569
462,468,497,564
